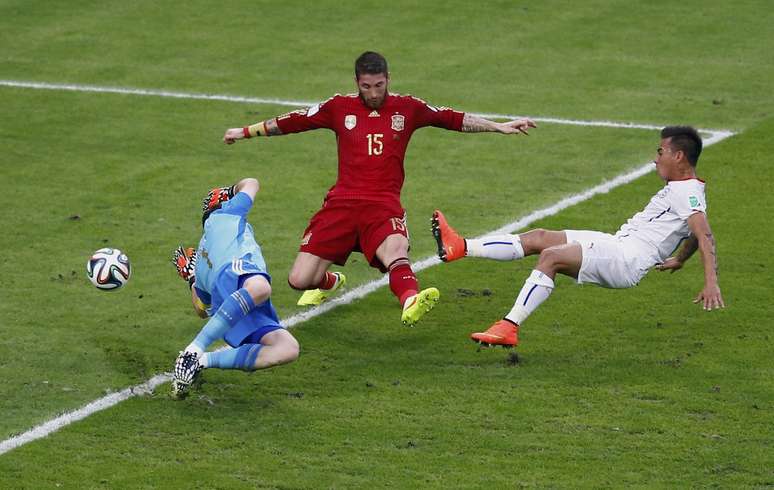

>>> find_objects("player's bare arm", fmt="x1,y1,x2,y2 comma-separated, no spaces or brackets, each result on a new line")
686,212,724,310
461,114,536,135
656,234,698,273
233,177,260,200
223,119,283,144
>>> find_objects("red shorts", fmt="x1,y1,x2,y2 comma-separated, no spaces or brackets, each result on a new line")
299,199,409,272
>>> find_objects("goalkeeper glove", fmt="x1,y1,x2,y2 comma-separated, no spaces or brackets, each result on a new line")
202,184,236,214
172,246,197,289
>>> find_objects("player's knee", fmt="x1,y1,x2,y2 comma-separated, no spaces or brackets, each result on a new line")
537,246,562,270
521,228,547,254
244,275,272,303
287,272,312,290
280,336,300,363
268,335,300,366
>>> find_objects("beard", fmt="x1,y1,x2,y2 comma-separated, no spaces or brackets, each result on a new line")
360,91,387,109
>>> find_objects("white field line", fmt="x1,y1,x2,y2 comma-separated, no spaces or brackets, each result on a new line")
0,79,734,135
0,78,736,456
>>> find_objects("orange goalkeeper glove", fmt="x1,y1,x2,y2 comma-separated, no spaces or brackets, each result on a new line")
172,246,197,289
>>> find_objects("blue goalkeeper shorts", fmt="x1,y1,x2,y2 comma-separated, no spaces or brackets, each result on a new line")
210,258,284,347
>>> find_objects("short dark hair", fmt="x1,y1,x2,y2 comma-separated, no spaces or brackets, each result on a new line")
355,51,388,79
661,126,703,167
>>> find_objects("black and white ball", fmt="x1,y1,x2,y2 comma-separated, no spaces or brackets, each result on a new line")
86,248,131,290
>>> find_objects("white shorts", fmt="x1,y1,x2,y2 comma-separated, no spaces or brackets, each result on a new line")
564,230,648,289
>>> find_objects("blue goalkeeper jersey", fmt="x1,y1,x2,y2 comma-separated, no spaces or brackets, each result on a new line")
194,192,268,298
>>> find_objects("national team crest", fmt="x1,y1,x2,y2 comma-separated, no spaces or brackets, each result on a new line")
344,115,357,130
391,114,405,131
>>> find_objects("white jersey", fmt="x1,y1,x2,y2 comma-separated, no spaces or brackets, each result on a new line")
615,179,707,268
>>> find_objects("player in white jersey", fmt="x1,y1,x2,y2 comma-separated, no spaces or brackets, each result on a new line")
432,126,724,348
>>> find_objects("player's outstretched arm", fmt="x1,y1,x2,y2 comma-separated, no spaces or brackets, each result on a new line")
223,119,283,144
687,212,724,310
461,114,536,135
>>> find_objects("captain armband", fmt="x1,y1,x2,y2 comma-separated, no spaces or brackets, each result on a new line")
243,121,269,138
193,293,210,312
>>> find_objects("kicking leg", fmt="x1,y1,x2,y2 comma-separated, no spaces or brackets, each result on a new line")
432,210,567,262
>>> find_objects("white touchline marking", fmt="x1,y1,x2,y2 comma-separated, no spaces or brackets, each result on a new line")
0,78,736,455
0,79,733,134
0,375,168,456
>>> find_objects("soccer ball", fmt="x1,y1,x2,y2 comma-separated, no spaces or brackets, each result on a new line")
86,248,131,290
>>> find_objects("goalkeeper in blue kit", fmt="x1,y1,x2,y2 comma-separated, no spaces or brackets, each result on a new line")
171,177,299,399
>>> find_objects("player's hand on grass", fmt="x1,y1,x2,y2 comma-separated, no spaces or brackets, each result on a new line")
499,118,537,135
655,257,683,273
694,283,725,311
223,127,245,144
173,246,197,288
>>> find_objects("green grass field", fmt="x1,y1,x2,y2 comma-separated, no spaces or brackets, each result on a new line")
1,1,773,487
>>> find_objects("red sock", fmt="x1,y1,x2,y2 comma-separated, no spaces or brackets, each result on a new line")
316,271,338,290
388,258,418,305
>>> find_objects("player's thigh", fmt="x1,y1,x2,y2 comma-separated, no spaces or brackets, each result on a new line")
374,233,410,265
359,203,409,269
575,240,640,288
537,242,583,278
261,327,297,347
520,229,567,255
289,252,334,284
298,201,359,269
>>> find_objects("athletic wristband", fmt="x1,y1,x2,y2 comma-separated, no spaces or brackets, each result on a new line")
242,127,251,139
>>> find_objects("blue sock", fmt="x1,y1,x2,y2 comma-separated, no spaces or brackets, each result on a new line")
203,344,263,371
191,289,256,351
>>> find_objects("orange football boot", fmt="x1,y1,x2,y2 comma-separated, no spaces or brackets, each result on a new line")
470,319,519,348
431,210,466,262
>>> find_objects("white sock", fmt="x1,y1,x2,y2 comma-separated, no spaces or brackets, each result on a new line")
505,269,555,325
466,234,524,261
199,352,211,368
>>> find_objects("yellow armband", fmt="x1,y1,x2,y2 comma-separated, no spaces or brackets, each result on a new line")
244,121,268,138
193,294,210,312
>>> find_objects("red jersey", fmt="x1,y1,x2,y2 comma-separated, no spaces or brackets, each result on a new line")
275,93,465,203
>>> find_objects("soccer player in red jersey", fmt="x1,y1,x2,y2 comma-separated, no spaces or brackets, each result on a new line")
223,51,536,327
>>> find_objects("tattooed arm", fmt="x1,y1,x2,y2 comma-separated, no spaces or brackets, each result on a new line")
687,212,724,310
461,114,536,134
656,212,723,309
